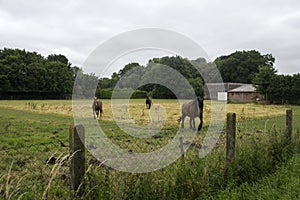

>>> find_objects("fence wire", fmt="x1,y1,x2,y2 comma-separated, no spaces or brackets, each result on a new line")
81,109,300,199
1,109,299,199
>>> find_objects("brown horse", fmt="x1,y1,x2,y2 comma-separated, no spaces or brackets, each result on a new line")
145,96,152,109
92,98,103,119
180,97,203,131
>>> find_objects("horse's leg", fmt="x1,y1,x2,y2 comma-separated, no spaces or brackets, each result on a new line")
181,115,186,129
192,118,196,130
198,112,203,131
93,108,96,119
190,118,196,130
100,109,103,117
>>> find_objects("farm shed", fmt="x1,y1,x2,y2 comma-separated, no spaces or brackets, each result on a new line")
227,84,262,102
204,83,248,100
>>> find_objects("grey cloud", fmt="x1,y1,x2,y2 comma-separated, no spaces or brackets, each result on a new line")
0,0,299,75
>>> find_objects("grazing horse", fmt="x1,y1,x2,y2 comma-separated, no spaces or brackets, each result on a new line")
92,98,103,119
180,97,203,131
145,96,152,109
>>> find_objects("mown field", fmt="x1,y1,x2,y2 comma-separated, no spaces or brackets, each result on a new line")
0,99,300,199
0,99,290,121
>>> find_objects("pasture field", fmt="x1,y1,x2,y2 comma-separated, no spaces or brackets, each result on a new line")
0,99,291,122
0,99,300,199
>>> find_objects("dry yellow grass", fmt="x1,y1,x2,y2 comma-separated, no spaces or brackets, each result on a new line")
0,99,288,127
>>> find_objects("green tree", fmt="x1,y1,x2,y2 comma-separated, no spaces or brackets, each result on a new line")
291,73,300,104
252,65,277,102
117,62,142,78
191,58,221,83
117,63,144,89
269,74,292,104
98,77,114,89
0,48,77,99
47,54,71,67
215,50,275,83
144,56,204,98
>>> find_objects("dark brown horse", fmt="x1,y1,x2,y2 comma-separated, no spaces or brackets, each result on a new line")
92,98,103,119
180,97,203,131
145,96,152,109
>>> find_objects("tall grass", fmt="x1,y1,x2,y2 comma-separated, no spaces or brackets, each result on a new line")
0,102,299,199
215,153,300,200
80,124,300,200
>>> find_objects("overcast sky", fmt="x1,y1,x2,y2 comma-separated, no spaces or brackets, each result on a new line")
1,0,299,76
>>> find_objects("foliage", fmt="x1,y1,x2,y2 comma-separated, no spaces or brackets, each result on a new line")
214,50,275,83
253,66,300,104
271,73,300,105
98,56,209,99
0,48,78,99
215,154,300,200
96,88,147,99
143,56,205,98
73,70,98,99
252,65,277,102
1,47,298,104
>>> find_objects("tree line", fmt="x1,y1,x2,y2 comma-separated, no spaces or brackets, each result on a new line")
253,65,300,104
0,48,299,104
0,48,80,99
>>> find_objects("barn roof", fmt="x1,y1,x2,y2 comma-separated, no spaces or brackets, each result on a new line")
228,84,256,92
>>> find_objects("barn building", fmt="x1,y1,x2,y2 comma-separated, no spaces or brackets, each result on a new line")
204,83,262,102
227,84,262,102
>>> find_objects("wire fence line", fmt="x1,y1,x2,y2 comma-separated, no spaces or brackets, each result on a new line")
1,109,299,199
70,109,299,198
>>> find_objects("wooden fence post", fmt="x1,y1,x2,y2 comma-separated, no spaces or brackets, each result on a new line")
286,109,293,142
69,124,85,195
226,113,236,164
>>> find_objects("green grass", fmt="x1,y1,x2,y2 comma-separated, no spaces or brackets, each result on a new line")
0,100,300,199
0,108,72,199
214,154,300,200
0,107,72,148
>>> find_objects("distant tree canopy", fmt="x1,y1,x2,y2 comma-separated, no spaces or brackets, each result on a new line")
253,66,300,104
97,56,212,99
0,48,77,99
1,48,298,104
214,50,275,83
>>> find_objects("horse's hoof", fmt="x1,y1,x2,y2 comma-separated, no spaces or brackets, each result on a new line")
198,126,202,131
